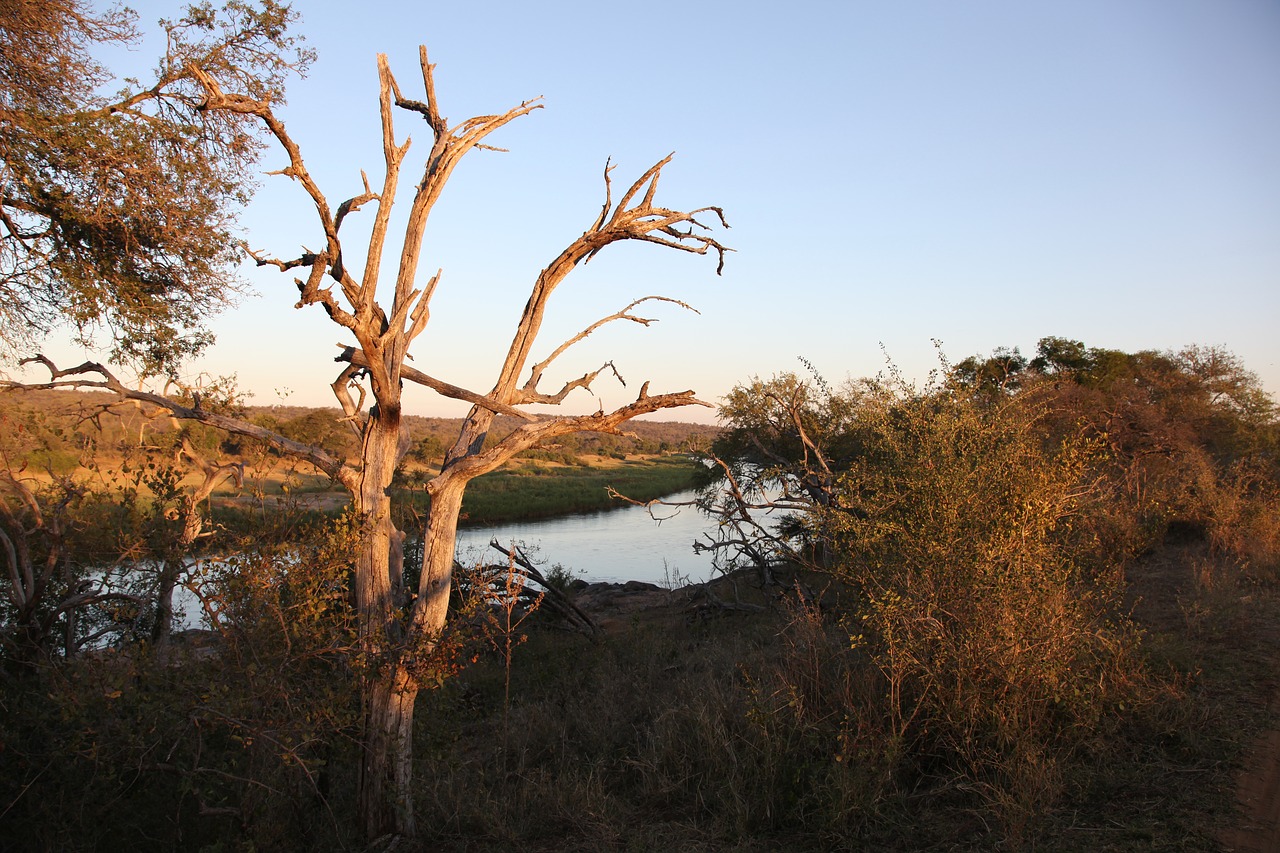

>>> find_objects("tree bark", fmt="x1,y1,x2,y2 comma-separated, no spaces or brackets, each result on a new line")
360,664,420,839
352,403,418,837
353,407,404,643
359,479,462,839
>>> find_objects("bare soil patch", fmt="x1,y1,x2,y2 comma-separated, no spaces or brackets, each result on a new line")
1222,707,1280,853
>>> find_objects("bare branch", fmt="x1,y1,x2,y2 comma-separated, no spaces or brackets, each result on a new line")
292,252,360,330
331,362,368,436
387,68,542,360
387,45,447,137
515,296,698,404
487,156,729,408
187,62,340,260
404,269,441,345
511,360,624,407
245,246,316,273
336,347,536,421
482,541,599,637
360,56,410,313
50,590,144,619
334,171,378,235
177,439,245,503
434,386,712,487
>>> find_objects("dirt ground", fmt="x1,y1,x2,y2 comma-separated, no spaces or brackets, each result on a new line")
1222,710,1280,853
1110,539,1280,852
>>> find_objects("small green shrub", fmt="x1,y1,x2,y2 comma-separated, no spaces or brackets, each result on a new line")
24,447,81,474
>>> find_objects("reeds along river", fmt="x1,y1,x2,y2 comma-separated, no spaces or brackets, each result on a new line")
454,489,717,586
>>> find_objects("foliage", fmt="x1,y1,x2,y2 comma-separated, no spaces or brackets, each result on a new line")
0,0,311,371
1,341,1276,848
0,516,362,851
699,341,1278,842
818,376,1145,836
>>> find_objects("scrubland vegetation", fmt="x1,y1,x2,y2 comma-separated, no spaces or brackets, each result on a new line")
3,338,1278,850
2,2,1276,848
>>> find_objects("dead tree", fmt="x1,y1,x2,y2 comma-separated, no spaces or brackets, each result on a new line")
5,47,727,841
481,540,599,636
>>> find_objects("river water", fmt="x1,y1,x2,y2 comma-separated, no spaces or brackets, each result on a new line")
158,490,717,634
454,489,717,586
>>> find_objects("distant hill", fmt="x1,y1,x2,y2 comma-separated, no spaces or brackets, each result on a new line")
1,389,720,472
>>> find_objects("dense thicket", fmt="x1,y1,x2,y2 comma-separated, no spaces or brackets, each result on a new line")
706,339,1277,574
690,338,1278,838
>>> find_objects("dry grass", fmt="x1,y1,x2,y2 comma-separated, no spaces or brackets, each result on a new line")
387,540,1273,852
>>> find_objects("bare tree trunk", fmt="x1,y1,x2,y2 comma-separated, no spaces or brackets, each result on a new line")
353,407,419,838
153,559,180,644
360,664,419,839
419,483,465,636
10,45,727,843
354,409,404,640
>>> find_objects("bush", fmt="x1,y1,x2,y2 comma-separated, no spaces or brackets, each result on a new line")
814,377,1153,837
0,517,362,851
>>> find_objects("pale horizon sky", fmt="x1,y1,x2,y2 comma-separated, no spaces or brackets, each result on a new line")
16,1,1280,424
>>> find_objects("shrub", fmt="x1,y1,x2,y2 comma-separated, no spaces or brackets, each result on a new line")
815,376,1155,838
0,517,363,851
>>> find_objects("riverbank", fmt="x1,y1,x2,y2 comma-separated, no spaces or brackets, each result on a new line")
203,452,703,532
442,454,700,526
2,388,718,530
4,516,1277,850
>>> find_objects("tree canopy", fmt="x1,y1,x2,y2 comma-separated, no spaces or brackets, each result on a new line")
0,0,311,372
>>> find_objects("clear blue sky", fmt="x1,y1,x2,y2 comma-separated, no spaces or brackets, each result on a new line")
27,1,1280,422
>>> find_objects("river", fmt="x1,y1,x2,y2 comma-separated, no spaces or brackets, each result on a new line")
454,489,717,586
158,489,717,633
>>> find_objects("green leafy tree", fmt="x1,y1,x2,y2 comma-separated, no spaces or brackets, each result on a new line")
0,0,311,371
950,346,1028,397
1028,335,1090,376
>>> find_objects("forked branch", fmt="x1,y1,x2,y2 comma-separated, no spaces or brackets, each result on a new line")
515,296,699,405
435,386,713,488
491,156,729,404
336,347,537,421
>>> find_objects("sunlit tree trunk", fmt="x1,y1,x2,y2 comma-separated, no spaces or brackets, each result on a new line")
351,404,416,837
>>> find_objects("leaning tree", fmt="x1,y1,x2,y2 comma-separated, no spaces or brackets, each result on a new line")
9,46,728,840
